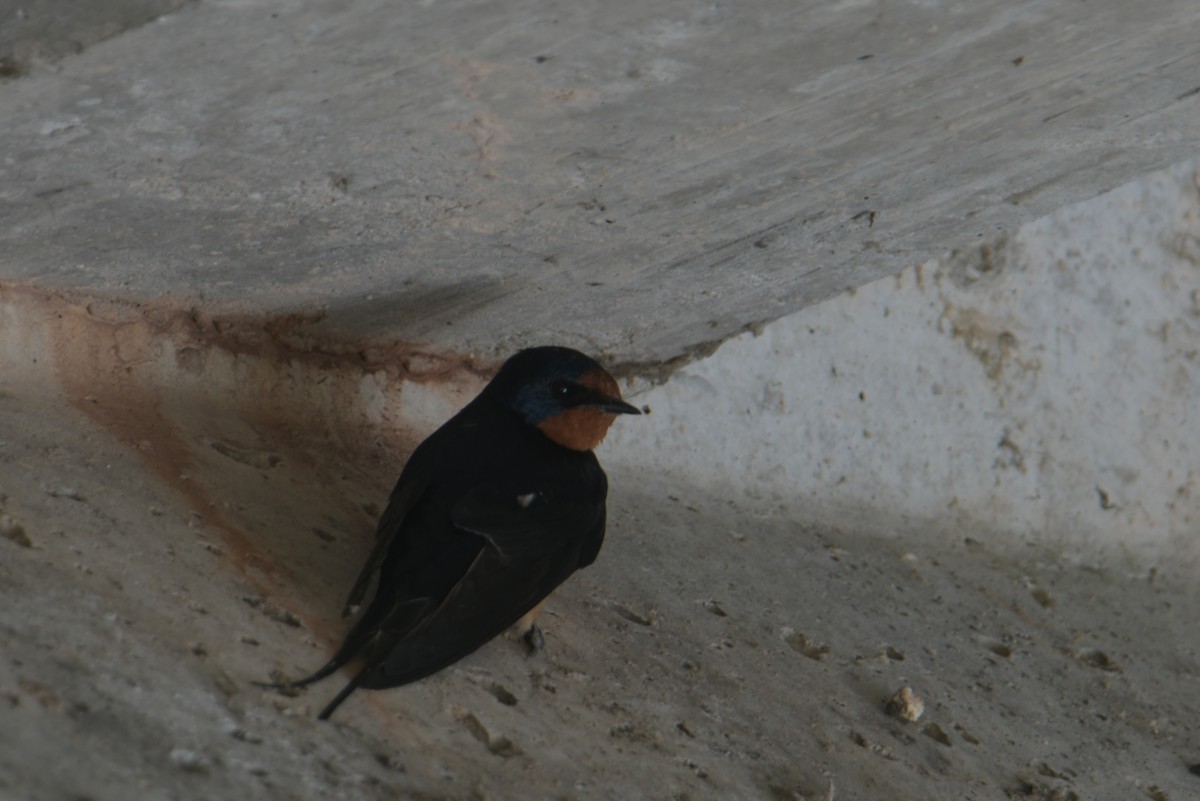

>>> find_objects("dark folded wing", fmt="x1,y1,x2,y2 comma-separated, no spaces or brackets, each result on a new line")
341,475,429,616
360,549,548,688
359,483,601,689
449,483,601,562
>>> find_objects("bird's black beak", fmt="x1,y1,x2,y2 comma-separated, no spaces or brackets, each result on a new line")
594,397,642,415
572,384,642,415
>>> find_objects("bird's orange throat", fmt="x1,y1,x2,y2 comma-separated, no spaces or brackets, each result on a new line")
538,368,625,451
538,407,618,451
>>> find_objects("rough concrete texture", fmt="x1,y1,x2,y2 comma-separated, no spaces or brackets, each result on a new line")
2,349,1199,801
608,159,1200,562
2,163,1200,799
3,1,1200,798
3,0,1200,361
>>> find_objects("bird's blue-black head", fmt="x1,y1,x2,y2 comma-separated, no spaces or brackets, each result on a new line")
484,346,640,451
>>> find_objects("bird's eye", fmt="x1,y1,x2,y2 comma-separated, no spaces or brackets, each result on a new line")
551,380,575,398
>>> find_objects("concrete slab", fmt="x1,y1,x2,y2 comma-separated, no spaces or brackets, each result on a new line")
3,0,1200,361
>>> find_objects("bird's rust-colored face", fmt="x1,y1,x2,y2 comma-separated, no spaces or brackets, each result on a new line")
537,368,626,451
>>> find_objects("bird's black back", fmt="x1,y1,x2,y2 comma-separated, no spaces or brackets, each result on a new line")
344,391,609,690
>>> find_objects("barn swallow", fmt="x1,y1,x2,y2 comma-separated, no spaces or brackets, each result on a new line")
263,346,640,720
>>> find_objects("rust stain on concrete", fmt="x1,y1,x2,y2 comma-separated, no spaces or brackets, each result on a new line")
2,282,491,638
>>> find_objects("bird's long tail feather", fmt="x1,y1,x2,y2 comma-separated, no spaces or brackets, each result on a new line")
252,656,347,691
317,665,372,720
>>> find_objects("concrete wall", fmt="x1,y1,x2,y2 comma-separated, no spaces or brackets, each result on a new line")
606,160,1200,567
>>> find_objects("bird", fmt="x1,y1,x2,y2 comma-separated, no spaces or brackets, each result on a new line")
263,345,640,720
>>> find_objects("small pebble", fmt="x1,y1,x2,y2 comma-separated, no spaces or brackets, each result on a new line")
885,686,925,722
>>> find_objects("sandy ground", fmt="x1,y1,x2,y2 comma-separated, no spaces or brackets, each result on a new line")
2,369,1198,801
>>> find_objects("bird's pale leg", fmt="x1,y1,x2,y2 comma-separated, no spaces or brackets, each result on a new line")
515,598,548,655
